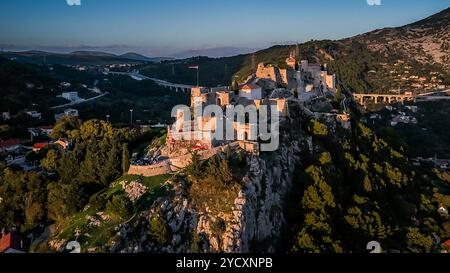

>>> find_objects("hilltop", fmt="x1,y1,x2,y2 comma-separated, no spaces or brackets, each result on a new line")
141,7,450,93
119,52,172,62
0,50,167,66
348,7,450,71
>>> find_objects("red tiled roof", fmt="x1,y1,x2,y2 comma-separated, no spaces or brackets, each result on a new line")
192,145,208,151
0,139,20,148
241,84,260,90
0,232,30,253
444,240,450,248
33,143,49,149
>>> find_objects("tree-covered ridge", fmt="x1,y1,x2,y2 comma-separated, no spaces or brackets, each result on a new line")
0,117,136,232
290,119,447,253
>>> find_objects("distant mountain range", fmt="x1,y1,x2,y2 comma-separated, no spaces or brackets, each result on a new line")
172,47,259,59
0,47,258,66
0,50,173,66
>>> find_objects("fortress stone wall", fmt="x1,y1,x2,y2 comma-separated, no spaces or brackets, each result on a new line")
128,145,232,177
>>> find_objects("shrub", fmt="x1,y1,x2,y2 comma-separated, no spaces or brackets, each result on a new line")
148,214,170,246
106,195,133,219
309,119,328,136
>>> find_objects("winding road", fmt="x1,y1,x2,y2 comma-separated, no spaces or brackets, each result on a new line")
106,71,194,92
51,92,109,109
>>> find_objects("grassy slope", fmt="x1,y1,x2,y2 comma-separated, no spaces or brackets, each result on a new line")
53,174,172,252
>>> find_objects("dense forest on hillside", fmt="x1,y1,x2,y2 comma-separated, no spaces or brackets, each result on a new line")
140,55,246,87
77,76,190,124
286,118,449,253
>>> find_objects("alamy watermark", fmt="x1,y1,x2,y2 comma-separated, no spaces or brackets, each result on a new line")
66,0,81,6
170,99,280,152
367,0,382,6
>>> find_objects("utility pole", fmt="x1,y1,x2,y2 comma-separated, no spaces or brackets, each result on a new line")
251,53,256,71
129,109,134,126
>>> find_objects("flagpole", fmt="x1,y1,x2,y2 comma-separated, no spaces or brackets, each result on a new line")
189,65,200,87
197,67,199,87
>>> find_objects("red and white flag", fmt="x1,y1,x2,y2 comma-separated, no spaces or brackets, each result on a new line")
189,65,199,70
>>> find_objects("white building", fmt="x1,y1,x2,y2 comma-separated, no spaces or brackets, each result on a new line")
64,109,79,117
2,112,10,120
60,82,71,88
239,83,262,100
26,111,42,119
55,108,79,121
62,92,79,102
438,205,448,216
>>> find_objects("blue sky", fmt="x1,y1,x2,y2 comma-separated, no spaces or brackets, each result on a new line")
0,0,449,56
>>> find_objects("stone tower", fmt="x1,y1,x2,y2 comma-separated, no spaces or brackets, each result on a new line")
285,50,297,70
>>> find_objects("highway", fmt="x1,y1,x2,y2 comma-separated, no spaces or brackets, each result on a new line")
107,71,194,91
416,89,450,97
51,91,109,109
416,96,450,101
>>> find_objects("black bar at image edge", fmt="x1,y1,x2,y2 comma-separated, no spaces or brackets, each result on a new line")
0,254,448,272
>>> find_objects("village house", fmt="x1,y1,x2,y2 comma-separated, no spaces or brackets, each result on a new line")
28,125,53,140
26,111,42,119
0,231,30,253
239,83,262,100
33,142,50,152
62,91,79,102
55,108,79,121
438,204,449,216
54,138,71,150
0,139,21,153
60,82,71,88
2,112,10,121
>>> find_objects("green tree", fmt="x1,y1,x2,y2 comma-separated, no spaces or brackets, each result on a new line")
309,119,328,137
122,144,130,174
47,182,79,224
41,149,59,172
50,116,81,139
148,214,170,246
0,170,47,230
406,227,433,253
186,152,203,179
205,155,233,186
106,195,133,219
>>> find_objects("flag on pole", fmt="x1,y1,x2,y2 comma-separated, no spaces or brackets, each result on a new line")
189,65,199,70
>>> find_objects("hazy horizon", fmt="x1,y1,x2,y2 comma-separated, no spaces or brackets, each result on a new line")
0,0,449,57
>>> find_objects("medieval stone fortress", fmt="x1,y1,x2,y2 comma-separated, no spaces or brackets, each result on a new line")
128,52,350,177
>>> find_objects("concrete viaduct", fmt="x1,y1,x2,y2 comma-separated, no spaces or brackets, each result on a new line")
353,89,450,105
353,93,415,105
107,71,193,93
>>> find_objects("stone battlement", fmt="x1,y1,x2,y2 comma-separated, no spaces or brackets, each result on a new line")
128,144,237,177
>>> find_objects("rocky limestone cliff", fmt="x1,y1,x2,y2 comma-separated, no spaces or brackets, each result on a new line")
198,140,303,253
